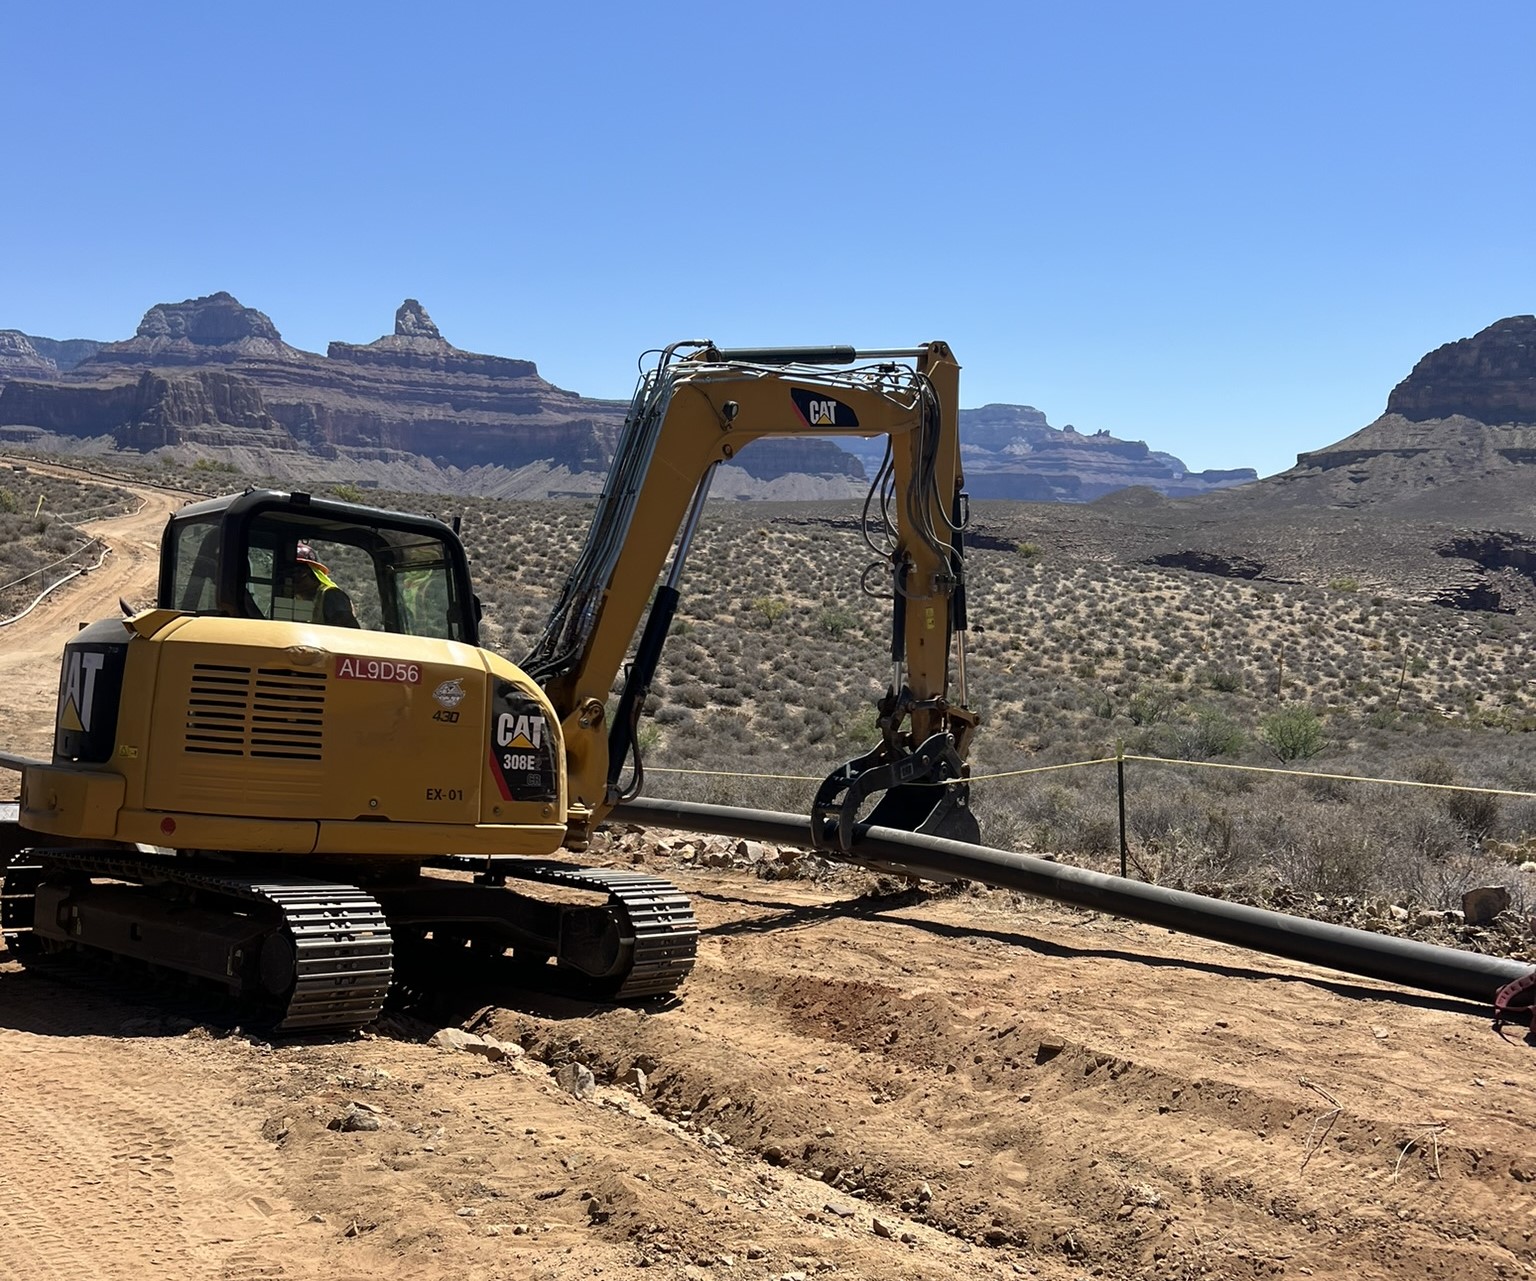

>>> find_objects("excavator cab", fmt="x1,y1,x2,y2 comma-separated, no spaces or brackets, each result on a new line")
159,489,479,642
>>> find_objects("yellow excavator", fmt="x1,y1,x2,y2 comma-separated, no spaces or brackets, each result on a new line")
0,340,977,1030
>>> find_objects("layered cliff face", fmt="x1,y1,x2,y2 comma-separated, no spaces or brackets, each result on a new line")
0,331,58,379
88,292,308,365
1385,315,1536,425
0,294,629,472
1,370,294,449
326,299,540,379
831,402,1254,501
26,335,101,370
1,292,1256,500
955,403,1255,500
1253,314,1536,515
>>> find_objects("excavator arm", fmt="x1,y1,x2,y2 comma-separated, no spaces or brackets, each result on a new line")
521,340,978,850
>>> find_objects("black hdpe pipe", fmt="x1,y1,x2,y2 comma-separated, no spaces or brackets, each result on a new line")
612,796,1533,1008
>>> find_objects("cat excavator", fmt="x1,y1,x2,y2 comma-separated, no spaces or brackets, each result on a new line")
0,340,977,1030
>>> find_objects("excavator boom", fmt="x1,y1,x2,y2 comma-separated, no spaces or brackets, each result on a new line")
521,341,977,848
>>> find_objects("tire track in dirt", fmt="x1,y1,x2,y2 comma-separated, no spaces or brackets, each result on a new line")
0,1037,195,1279
0,969,417,1281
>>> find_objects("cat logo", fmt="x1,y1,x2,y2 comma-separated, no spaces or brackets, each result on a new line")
495,712,545,750
489,691,558,802
59,649,105,734
790,387,860,430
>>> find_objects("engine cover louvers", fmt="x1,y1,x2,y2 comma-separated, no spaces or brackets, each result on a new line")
184,664,327,761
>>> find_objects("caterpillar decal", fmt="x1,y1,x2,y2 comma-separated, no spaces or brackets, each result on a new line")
790,387,859,429
489,684,558,802
54,621,128,763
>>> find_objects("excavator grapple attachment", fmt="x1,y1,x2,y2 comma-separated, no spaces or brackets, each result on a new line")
811,732,977,852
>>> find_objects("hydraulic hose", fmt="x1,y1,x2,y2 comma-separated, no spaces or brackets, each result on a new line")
611,796,1532,1009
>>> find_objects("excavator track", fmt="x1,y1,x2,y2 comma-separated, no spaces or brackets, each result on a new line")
1,849,42,952
4,845,696,1028
7,847,392,1033
429,857,699,999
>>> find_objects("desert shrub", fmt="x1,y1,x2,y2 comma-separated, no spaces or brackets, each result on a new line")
1399,841,1501,910
751,596,788,627
817,605,857,638
1376,802,1465,888
1411,756,1457,786
1126,687,1173,726
1067,813,1120,858
1203,667,1245,693
975,802,1028,852
837,705,879,747
1445,788,1501,844
1301,772,1351,803
0,487,17,515
674,682,711,709
1259,706,1326,762
1126,789,1184,849
1273,823,1381,897
1171,708,1247,760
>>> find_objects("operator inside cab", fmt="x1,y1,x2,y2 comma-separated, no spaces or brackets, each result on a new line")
285,542,360,628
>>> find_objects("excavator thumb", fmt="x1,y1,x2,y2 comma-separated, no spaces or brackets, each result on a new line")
811,732,980,853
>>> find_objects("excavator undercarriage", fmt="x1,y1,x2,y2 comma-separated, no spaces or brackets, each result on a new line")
1,836,697,1031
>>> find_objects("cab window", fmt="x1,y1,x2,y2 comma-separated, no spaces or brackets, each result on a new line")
170,520,220,612
241,513,469,640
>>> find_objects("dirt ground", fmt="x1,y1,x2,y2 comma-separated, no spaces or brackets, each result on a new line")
1,467,1533,1281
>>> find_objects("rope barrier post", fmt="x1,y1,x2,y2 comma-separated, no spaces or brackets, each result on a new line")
1116,746,1129,880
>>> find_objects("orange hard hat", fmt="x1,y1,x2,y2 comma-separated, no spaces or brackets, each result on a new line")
295,542,329,573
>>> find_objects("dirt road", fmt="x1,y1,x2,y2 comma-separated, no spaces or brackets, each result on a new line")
0,473,1532,1281
0,466,180,759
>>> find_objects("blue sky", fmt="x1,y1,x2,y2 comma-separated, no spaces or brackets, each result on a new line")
4,1,1532,478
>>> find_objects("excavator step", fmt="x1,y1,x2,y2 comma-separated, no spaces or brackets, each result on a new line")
1,851,42,949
